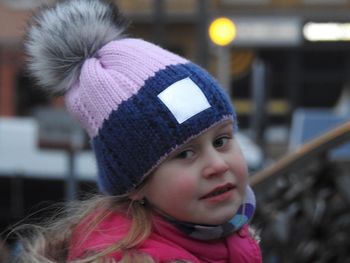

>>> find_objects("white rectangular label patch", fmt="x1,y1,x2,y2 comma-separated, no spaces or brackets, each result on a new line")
157,77,211,124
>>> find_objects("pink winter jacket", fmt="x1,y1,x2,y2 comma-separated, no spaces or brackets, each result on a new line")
69,212,262,263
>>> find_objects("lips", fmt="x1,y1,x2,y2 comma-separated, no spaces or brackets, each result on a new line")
200,183,235,200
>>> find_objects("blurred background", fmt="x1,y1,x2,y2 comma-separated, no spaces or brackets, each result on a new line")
0,0,349,262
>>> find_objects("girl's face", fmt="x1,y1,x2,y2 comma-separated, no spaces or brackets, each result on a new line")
142,120,248,225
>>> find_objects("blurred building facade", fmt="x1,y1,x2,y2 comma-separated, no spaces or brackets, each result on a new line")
1,0,350,118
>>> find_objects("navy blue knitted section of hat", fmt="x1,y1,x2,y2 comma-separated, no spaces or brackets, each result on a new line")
92,62,237,196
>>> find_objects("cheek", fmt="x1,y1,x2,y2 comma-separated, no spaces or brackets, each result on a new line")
231,152,249,186
162,175,197,201
236,160,248,181
146,170,197,204
175,176,197,194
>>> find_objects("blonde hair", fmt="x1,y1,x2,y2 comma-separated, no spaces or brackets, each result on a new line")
11,194,157,263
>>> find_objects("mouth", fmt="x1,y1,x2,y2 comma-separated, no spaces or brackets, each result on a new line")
200,183,235,200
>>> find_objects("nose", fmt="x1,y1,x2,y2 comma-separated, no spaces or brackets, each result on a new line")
202,149,229,178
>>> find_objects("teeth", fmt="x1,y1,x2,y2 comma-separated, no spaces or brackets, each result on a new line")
209,186,230,197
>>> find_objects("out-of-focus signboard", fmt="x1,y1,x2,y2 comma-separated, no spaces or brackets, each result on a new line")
303,22,350,41
222,16,302,47
289,109,350,160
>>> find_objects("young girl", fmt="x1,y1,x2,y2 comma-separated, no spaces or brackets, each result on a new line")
15,0,262,262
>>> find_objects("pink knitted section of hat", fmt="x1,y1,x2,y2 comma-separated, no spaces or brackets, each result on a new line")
65,38,188,138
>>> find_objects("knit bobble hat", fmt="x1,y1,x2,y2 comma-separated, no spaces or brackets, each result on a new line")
26,0,237,196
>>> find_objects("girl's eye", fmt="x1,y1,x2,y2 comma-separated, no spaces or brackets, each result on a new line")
213,137,229,148
175,150,194,159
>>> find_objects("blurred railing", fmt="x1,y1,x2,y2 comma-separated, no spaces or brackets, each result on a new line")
251,121,350,263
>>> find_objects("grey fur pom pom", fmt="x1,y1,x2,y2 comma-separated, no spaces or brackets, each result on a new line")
25,0,128,95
